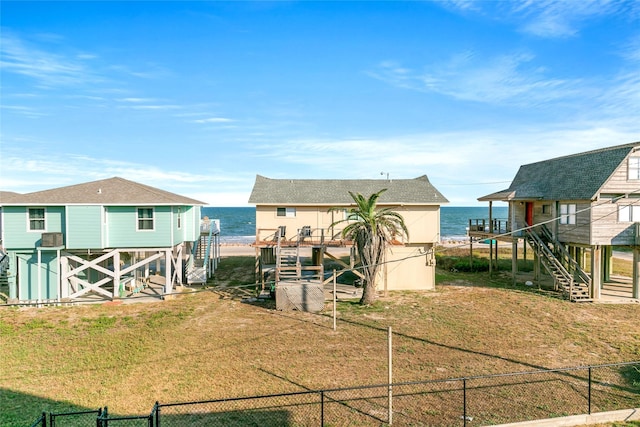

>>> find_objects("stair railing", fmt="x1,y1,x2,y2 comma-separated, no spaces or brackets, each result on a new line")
537,225,591,290
525,227,574,297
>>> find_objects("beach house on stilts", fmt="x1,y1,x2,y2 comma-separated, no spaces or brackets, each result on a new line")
470,142,640,302
0,177,220,305
249,175,448,311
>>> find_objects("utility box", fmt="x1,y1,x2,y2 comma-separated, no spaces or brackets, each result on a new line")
41,232,64,247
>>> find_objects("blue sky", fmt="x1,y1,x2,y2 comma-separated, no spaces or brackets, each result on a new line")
1,1,639,206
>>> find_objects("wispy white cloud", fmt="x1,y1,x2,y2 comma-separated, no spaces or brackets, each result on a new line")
443,0,633,38
2,122,639,206
191,117,234,124
370,51,580,106
0,33,98,87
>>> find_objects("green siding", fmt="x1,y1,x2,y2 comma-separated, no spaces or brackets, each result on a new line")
174,205,201,244
16,251,59,301
2,206,65,250
107,206,173,247
67,205,103,249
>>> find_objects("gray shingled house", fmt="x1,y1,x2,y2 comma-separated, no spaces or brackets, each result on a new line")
0,177,219,304
471,142,640,302
248,175,448,310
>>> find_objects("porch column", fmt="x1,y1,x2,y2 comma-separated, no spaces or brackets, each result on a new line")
633,247,640,299
37,249,42,303
60,255,69,299
591,245,602,300
176,244,183,284
489,239,493,277
602,246,612,282
165,249,173,296
512,238,518,286
114,251,121,300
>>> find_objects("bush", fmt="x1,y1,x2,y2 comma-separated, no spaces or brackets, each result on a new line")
437,256,490,272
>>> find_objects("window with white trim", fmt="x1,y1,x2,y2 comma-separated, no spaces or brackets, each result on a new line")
629,157,640,180
559,204,576,225
28,208,46,231
137,208,154,230
276,207,296,217
618,204,640,222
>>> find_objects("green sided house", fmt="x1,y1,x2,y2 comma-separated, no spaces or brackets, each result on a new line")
0,177,219,305
248,175,448,309
471,142,640,302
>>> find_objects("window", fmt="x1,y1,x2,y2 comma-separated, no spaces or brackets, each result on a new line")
177,208,182,229
28,208,45,231
276,207,296,217
559,204,576,225
629,157,640,180
542,204,551,214
618,204,640,222
137,208,154,230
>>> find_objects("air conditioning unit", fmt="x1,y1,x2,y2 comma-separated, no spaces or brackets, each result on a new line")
41,232,63,247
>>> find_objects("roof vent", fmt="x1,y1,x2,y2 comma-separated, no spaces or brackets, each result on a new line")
97,188,102,194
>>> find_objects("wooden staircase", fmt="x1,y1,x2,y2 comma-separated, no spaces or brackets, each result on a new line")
276,243,301,282
187,221,219,284
525,225,592,302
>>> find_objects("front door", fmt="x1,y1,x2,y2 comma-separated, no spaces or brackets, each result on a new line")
525,202,534,226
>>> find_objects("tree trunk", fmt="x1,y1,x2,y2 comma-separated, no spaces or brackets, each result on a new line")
358,235,383,305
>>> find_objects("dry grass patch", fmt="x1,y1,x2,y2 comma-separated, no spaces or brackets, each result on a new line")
1,255,639,426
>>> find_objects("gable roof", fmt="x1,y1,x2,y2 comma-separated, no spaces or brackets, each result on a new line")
0,177,207,206
479,142,640,202
248,175,448,205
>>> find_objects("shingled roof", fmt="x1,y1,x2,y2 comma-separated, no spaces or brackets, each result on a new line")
479,142,640,202
0,177,207,206
248,175,448,205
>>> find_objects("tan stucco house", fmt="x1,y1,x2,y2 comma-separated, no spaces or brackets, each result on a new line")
248,175,448,300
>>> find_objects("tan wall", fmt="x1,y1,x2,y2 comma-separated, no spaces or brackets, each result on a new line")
255,204,441,244
255,205,346,241
378,245,435,291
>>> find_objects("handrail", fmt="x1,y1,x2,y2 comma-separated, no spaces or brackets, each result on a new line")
536,225,591,288
525,227,574,295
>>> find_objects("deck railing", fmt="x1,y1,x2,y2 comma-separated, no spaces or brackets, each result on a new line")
467,218,510,236
256,226,350,246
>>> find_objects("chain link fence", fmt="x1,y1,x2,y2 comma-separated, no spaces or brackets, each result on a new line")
28,361,640,426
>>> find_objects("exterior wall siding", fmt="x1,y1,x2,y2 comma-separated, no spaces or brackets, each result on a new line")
16,250,59,301
255,204,440,244
382,245,435,291
174,205,201,244
2,206,65,250
66,205,102,249
107,206,173,248
592,197,638,245
599,154,639,194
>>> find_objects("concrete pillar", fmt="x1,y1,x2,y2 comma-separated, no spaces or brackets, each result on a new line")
591,246,602,300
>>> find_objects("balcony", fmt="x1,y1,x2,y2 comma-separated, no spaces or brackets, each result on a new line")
255,226,352,247
467,218,511,239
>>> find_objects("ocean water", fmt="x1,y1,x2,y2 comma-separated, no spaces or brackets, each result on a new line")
202,206,508,244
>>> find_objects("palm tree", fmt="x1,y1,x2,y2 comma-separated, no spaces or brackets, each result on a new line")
330,189,409,305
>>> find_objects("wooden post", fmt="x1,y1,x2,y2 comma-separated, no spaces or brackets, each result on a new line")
591,246,602,300
633,247,640,299
333,270,337,332
114,250,121,300
388,326,393,425
469,237,473,270
512,239,518,286
489,239,493,277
